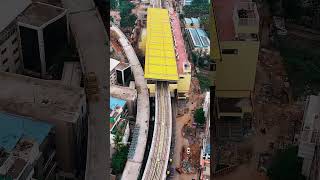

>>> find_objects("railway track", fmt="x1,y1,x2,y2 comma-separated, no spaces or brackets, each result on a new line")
142,82,172,180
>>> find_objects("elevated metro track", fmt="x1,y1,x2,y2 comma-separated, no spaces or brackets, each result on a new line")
142,82,172,180
142,4,174,180
110,24,150,180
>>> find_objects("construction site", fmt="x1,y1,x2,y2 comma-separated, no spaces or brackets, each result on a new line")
211,0,320,179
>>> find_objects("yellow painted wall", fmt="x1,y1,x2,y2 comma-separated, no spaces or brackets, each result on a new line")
177,73,191,95
236,25,259,35
215,40,260,98
138,28,147,54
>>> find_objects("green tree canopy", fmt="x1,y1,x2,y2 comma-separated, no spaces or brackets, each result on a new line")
183,1,209,18
111,145,129,174
194,108,206,125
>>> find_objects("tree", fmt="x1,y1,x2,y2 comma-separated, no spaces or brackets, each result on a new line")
183,2,209,18
120,14,137,28
267,146,305,180
110,0,118,10
111,145,129,174
194,108,206,125
114,131,123,151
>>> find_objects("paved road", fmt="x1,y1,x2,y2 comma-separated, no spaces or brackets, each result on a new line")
111,24,150,180
61,1,108,180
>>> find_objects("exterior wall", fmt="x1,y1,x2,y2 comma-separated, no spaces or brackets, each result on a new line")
177,73,191,97
0,22,22,73
215,40,259,98
147,83,178,97
110,69,117,85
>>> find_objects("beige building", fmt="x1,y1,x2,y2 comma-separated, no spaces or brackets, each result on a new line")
0,72,87,179
212,0,260,140
0,0,31,73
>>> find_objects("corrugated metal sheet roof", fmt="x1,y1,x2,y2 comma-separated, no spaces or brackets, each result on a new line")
0,0,31,32
144,8,178,81
0,112,52,151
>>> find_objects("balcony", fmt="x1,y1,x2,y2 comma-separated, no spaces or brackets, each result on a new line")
233,1,259,35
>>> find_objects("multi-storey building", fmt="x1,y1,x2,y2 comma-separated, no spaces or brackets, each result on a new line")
298,95,320,180
0,112,56,180
211,0,260,140
110,58,132,86
17,2,68,78
185,28,210,55
0,0,31,74
0,72,87,179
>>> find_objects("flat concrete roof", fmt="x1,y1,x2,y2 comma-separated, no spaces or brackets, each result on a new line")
18,2,66,27
110,58,120,71
0,0,31,32
115,63,130,71
110,85,137,102
0,72,85,123
61,62,82,87
214,0,239,41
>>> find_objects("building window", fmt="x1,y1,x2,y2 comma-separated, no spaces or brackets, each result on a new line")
1,48,7,54
14,56,19,64
209,63,216,71
12,37,17,44
2,58,8,65
2,58,8,64
13,48,18,54
222,49,238,54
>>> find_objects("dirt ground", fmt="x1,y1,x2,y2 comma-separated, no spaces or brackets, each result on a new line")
172,75,204,179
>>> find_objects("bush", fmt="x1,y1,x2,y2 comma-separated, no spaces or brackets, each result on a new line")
111,145,129,174
194,108,205,125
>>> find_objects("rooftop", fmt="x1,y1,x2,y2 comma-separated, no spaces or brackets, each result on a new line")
18,2,66,27
110,58,120,72
110,85,137,102
184,17,200,26
187,28,210,48
0,0,31,32
61,62,81,87
115,63,131,71
110,97,127,111
0,72,85,124
171,12,190,74
214,0,259,41
0,112,52,151
144,8,178,81
214,0,239,41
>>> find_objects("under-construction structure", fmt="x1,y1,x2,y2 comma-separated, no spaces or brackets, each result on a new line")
211,0,260,141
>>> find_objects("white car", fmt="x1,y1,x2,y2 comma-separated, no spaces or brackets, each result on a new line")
186,147,191,155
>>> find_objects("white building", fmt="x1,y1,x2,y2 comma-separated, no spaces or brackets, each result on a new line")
110,58,120,85
298,95,320,180
0,0,31,73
